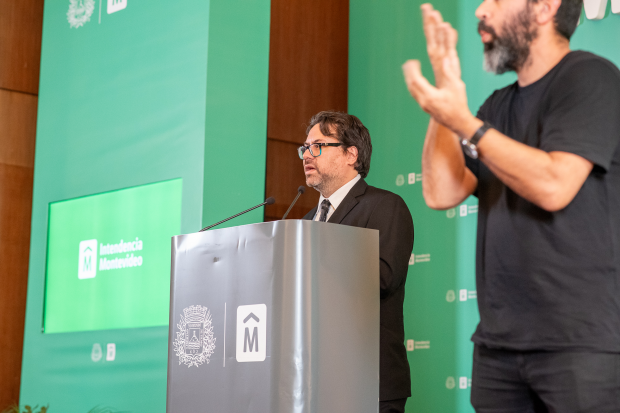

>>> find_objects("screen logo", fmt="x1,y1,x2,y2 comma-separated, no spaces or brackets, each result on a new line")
78,239,98,279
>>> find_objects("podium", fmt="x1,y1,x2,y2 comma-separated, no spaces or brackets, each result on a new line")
166,219,380,413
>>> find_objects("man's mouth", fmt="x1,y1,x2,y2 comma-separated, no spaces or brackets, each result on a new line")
480,32,494,43
479,30,494,43
478,21,497,44
304,164,316,173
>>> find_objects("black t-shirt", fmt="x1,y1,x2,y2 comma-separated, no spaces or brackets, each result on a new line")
466,51,620,352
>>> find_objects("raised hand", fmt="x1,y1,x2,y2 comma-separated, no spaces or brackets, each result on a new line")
402,4,472,137
422,4,452,87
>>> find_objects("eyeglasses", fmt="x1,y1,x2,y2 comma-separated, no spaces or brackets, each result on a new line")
297,143,343,159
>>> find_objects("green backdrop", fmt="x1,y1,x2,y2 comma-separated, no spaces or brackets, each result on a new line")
20,0,270,411
21,0,620,412
349,1,620,411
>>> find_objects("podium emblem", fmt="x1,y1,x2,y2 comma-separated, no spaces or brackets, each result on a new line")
67,0,95,28
173,305,216,367
236,304,267,362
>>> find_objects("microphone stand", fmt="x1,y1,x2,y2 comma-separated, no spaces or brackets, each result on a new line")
282,186,306,220
199,197,275,232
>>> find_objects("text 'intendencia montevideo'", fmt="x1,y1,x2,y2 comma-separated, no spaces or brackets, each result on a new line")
99,238,144,271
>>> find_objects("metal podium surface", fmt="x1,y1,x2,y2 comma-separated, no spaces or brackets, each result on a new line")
166,219,380,413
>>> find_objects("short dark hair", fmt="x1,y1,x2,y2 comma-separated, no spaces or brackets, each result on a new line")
534,0,582,40
306,111,373,178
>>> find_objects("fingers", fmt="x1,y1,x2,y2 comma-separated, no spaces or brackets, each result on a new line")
443,22,461,78
442,55,463,90
418,4,462,89
402,59,438,106
422,6,438,52
420,3,435,14
445,21,458,50
435,21,446,56
422,4,444,54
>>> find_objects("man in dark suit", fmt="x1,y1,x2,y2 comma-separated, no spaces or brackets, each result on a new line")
299,111,414,413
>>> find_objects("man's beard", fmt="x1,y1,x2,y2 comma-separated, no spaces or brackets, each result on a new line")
305,163,336,196
480,6,538,74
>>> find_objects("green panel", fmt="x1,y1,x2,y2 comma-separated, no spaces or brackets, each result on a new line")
21,0,270,411
45,179,182,333
349,1,477,411
350,1,620,412
202,0,271,229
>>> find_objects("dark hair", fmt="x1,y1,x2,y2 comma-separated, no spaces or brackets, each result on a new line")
531,0,582,40
306,111,373,178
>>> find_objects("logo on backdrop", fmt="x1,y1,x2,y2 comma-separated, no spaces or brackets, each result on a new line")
395,173,422,187
173,305,216,367
446,204,478,218
236,304,267,362
91,343,102,362
98,237,144,271
406,339,431,351
445,376,456,389
446,289,477,302
78,239,98,279
583,0,620,20
395,174,405,186
107,0,127,14
91,342,116,362
409,253,431,265
78,237,144,278
445,376,472,390
67,0,95,28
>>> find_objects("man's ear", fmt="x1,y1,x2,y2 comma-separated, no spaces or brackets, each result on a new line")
535,0,561,26
347,146,359,167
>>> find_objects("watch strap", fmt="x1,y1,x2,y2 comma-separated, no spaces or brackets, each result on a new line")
470,121,492,146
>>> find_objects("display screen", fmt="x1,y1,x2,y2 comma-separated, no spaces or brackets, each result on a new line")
44,179,182,333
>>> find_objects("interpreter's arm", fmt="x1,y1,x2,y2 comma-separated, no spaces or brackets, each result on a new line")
403,4,592,212
415,4,477,210
421,118,477,210
476,129,593,211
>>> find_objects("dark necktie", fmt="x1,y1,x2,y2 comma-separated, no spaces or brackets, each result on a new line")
318,199,331,222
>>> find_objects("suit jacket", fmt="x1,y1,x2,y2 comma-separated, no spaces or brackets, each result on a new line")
303,178,414,400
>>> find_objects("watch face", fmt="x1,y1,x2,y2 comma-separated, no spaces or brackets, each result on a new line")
462,141,479,159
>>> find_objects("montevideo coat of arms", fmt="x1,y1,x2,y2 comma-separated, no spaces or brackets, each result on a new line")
173,305,216,367
67,0,95,29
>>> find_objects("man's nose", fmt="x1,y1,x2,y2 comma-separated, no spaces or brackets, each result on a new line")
475,0,490,21
302,147,314,161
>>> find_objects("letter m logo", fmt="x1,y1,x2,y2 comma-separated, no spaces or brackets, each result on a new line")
83,254,91,272
78,239,97,279
584,0,620,19
236,304,266,362
244,326,259,352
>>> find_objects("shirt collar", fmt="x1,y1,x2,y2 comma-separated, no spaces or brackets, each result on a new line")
318,174,361,211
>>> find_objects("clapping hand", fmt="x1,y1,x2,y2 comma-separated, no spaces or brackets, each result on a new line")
402,4,474,137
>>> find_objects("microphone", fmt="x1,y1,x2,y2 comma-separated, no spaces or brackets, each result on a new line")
282,186,306,220
199,197,276,232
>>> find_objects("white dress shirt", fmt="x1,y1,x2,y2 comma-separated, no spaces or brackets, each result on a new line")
313,174,361,221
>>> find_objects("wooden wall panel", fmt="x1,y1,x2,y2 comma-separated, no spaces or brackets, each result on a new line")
0,0,44,94
0,163,33,409
0,90,38,167
0,0,43,408
265,0,349,220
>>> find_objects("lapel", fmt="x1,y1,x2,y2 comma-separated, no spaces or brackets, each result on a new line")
303,206,317,220
328,178,368,224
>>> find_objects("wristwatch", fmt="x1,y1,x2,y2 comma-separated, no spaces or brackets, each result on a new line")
461,121,492,159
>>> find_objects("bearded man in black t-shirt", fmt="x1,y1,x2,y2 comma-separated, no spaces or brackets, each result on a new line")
402,0,620,411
